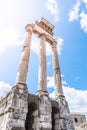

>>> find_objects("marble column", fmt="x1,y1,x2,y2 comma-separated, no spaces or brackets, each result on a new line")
37,34,48,96
15,24,33,85
51,41,63,100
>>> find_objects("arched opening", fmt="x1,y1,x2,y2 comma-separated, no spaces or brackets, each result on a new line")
74,117,78,123
52,105,59,130
25,101,38,130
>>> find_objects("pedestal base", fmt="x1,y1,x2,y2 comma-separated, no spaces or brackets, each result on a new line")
56,95,75,130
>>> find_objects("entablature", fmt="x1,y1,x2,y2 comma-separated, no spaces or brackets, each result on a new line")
33,23,55,44
25,18,56,44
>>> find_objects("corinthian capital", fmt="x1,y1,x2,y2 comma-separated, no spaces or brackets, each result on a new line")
38,33,46,38
25,24,34,33
51,40,57,49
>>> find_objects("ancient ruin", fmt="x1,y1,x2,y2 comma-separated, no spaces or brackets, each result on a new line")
0,18,75,130
71,113,86,127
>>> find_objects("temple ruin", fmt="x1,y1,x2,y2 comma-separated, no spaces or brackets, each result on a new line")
0,18,75,130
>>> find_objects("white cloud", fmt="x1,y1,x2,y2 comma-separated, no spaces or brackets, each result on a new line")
68,0,87,32
47,75,65,88
80,11,87,32
45,0,59,22
69,0,81,22
47,76,87,118
83,0,87,3
46,37,64,56
62,80,68,86
47,76,54,88
46,42,52,56
47,61,51,66
30,35,40,54
0,81,11,99
31,35,52,56
61,74,64,78
0,27,22,54
64,86,87,118
57,37,64,55
75,76,80,80
83,0,87,4
83,0,87,9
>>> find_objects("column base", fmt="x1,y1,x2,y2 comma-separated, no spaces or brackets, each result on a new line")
15,82,27,87
36,90,49,97
55,94,65,100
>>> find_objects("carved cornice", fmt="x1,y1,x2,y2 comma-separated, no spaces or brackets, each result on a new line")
35,17,54,36
33,23,55,44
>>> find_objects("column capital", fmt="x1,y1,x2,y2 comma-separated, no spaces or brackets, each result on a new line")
53,39,57,44
38,33,46,38
51,40,57,49
25,24,34,33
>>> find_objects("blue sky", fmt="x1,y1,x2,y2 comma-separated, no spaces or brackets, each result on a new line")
0,0,87,118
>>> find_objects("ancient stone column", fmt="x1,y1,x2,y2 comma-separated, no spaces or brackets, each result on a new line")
51,41,63,100
16,24,33,85
37,34,48,96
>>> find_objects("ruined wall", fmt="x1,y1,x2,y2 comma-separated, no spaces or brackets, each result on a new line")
25,94,74,130
0,96,8,130
0,91,17,130
38,95,52,130
0,84,28,130
26,94,52,130
0,89,75,130
71,113,86,127
75,122,87,130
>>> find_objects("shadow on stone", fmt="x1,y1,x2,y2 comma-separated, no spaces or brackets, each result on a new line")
25,102,37,130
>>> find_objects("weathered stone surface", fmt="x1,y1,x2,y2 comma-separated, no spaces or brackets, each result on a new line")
38,95,52,130
56,96,75,130
0,89,74,130
71,113,86,128
75,122,87,130
0,84,28,130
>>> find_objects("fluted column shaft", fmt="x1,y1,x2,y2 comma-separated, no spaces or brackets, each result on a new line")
37,34,47,95
51,42,63,99
16,24,33,85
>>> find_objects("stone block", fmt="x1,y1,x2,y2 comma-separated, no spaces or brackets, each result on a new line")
54,124,60,130
55,119,59,124
40,122,52,129
32,110,38,116
40,115,51,122
54,113,60,119
9,119,25,127
9,127,25,130
33,116,40,123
